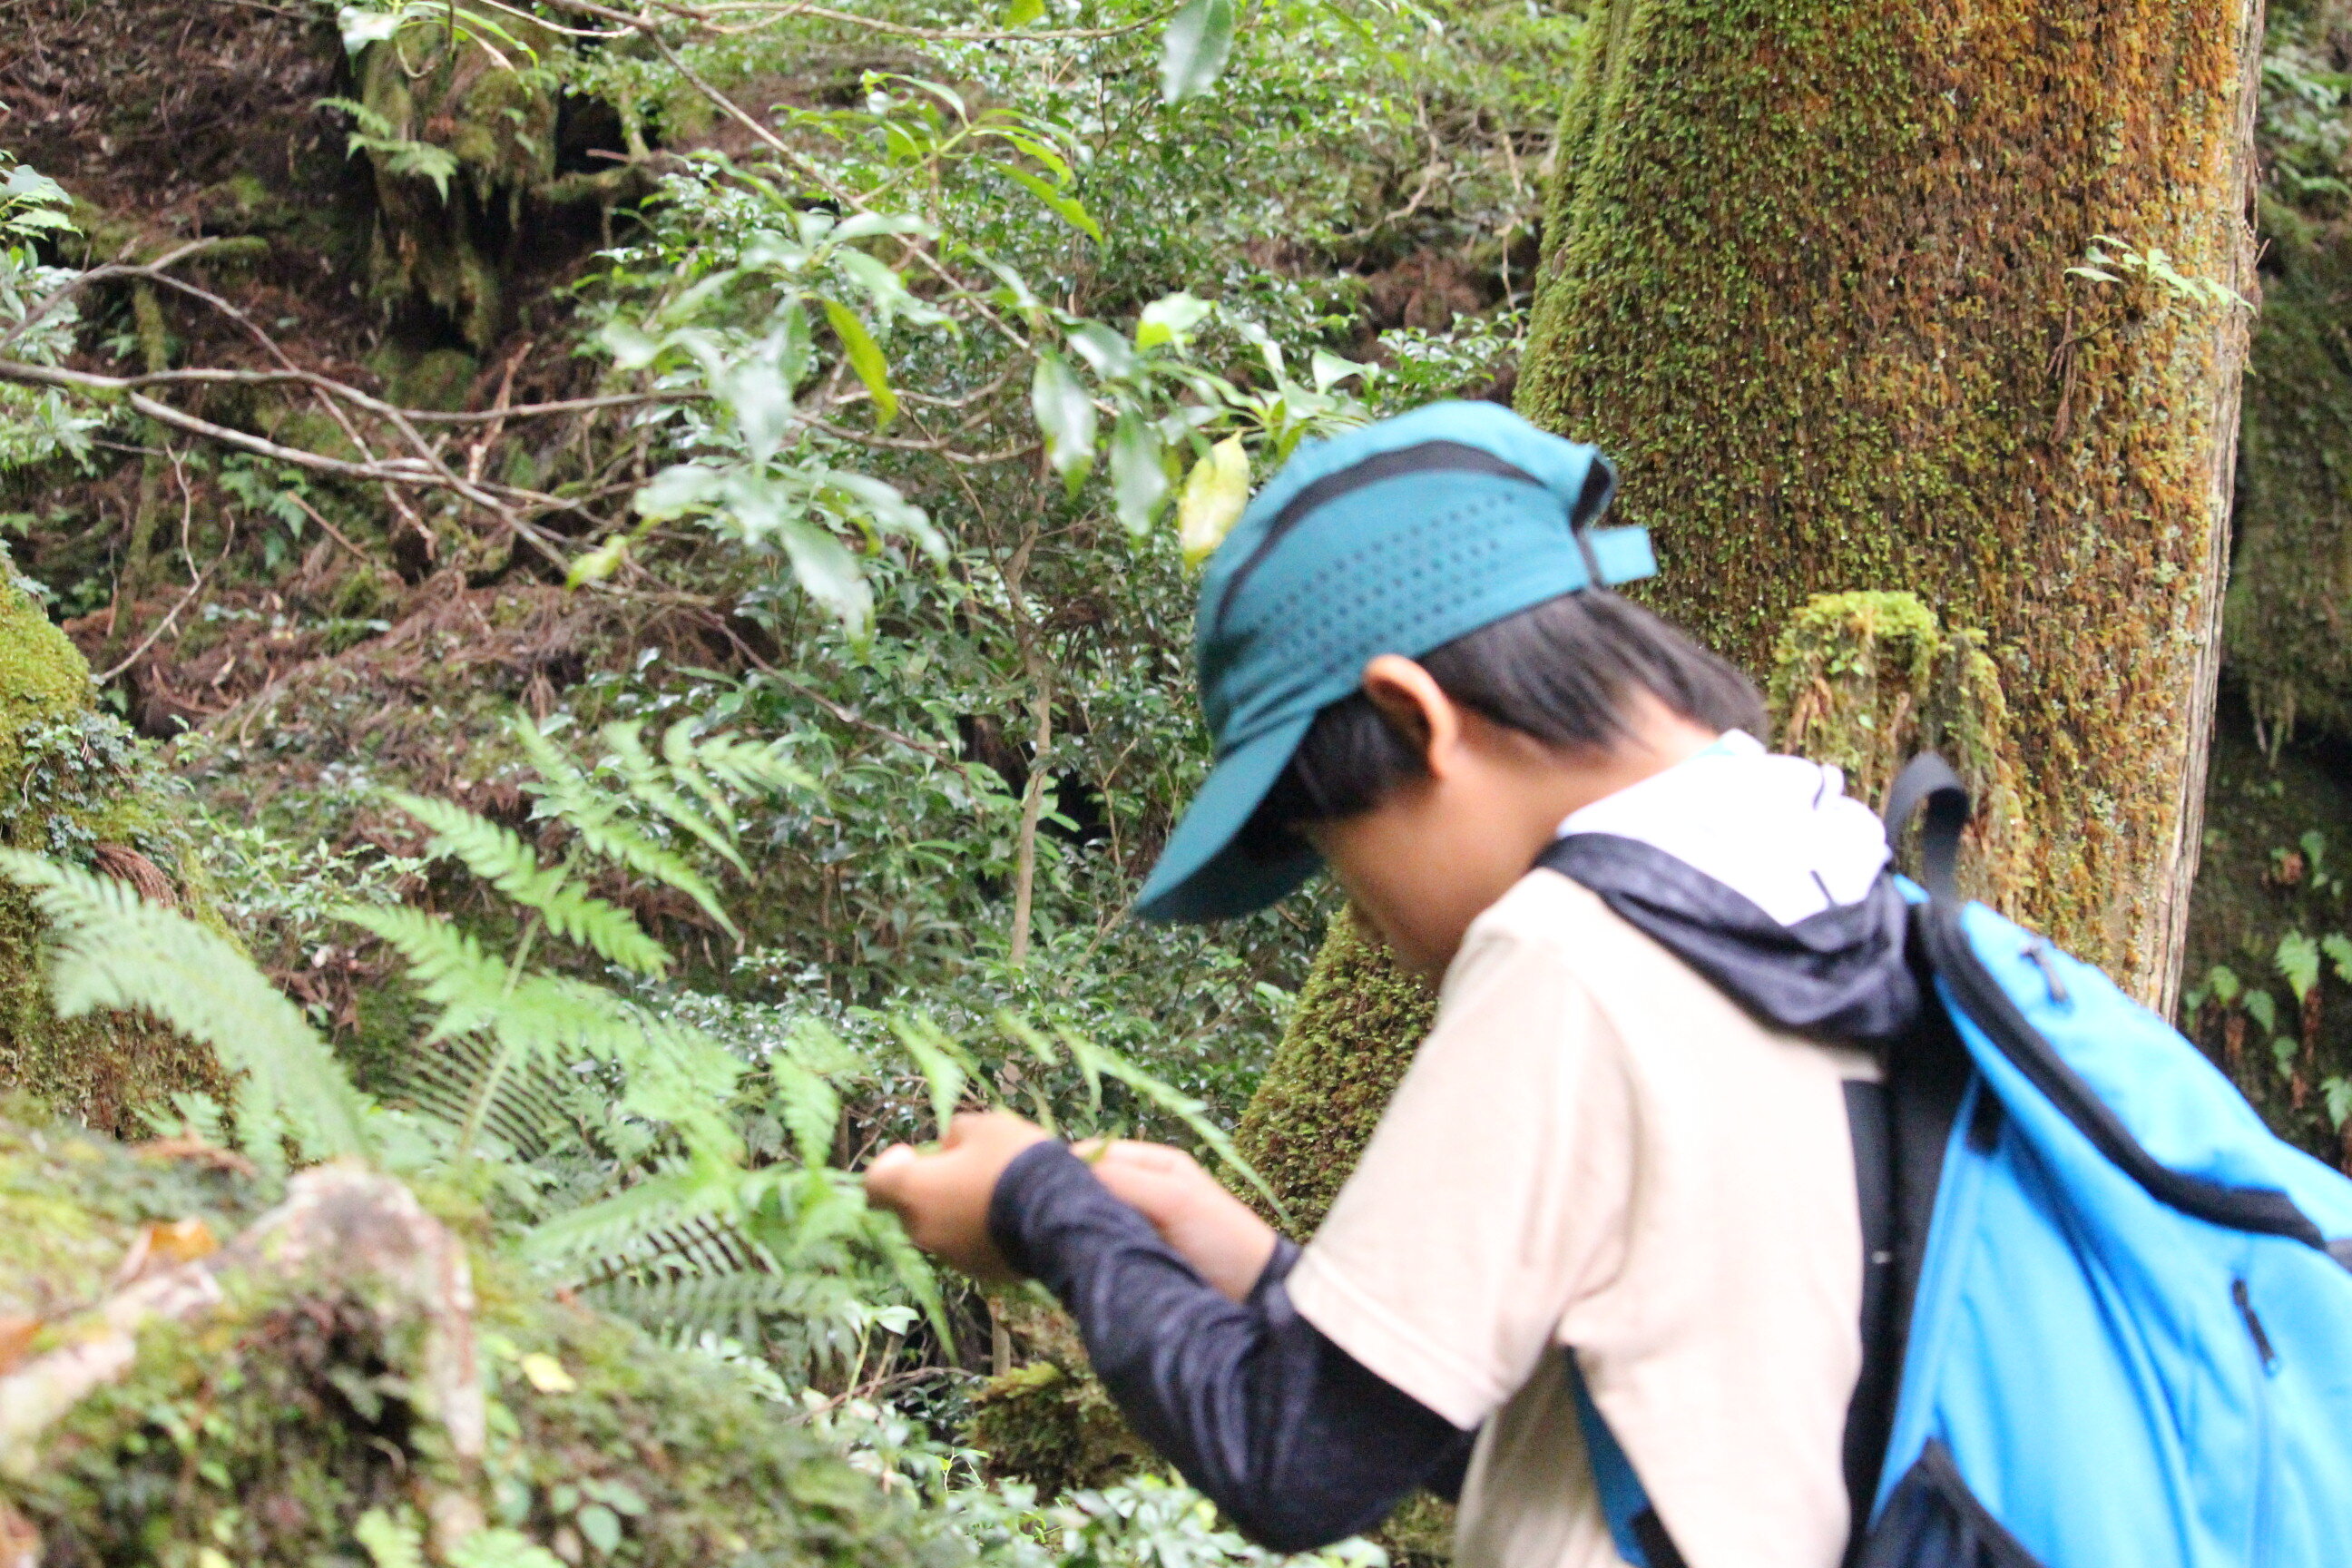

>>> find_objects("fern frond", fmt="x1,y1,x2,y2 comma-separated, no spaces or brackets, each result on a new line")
1062,1030,1289,1226
378,793,671,975
338,903,512,1039
524,1159,742,1275
660,720,738,831
770,1056,840,1168
689,730,819,799
604,720,747,876
889,1015,971,1138
520,729,734,937
584,1267,828,1341
0,851,372,1171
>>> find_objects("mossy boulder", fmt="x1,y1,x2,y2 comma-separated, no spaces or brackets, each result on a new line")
0,1113,959,1568
963,1362,1149,1497
0,576,228,1132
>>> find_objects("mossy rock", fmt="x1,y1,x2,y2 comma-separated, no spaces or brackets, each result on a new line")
0,576,228,1132
0,1113,962,1568
963,1361,1150,1496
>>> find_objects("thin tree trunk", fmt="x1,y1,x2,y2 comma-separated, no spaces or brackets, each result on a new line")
1516,0,2264,1004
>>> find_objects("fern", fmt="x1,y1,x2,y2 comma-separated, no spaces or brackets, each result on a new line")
1060,1028,1288,1226
353,1510,427,1568
890,1015,972,1139
381,793,671,975
0,850,372,1176
604,721,746,876
513,720,733,935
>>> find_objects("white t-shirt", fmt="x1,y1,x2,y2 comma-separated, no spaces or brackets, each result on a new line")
1284,869,1877,1568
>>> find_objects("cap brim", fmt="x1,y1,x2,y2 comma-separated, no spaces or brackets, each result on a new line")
1133,713,1322,923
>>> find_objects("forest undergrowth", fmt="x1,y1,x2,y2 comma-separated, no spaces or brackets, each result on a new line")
9,0,2352,1563
0,0,1571,1560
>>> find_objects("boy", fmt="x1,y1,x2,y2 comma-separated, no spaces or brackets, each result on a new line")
867,402,1917,1568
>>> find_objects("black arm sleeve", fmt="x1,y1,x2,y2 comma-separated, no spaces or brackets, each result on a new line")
988,1142,1475,1551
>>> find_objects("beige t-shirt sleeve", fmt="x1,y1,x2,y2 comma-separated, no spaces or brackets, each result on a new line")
1283,902,1633,1429
1283,872,1868,1568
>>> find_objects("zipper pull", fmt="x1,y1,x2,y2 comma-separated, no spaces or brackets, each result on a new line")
2233,1278,2279,1372
2023,936,2069,1006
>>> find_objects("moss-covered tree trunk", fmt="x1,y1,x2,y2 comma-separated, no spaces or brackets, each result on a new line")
0,580,226,1131
1516,0,2264,1007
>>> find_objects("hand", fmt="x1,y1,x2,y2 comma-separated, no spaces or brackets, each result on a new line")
864,1112,1051,1283
1077,1140,1280,1302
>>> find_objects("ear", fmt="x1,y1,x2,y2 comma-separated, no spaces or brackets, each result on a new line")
1360,655,1465,776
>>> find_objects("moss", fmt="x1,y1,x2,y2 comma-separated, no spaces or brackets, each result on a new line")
963,1362,1150,1495
0,571,230,1130
1768,592,2029,907
1232,905,1436,1239
0,1113,957,1568
1517,0,2259,1000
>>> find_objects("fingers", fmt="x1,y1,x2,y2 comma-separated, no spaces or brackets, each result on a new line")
861,1142,921,1228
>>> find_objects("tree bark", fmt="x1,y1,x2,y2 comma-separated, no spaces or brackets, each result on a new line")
1516,0,2264,1006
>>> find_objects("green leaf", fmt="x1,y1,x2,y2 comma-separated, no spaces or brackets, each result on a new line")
378,791,678,973
2245,988,2278,1036
2323,933,2352,988
779,516,875,634
773,1057,843,1168
446,1529,567,1568
1310,348,1372,393
1004,167,1103,246
1159,0,1237,103
818,299,898,427
354,1510,426,1568
1067,322,1137,380
1136,290,1212,351
1062,1031,1287,1226
633,463,722,522
598,321,662,372
1004,0,1044,24
2326,1076,2352,1132
576,1505,622,1556
1109,413,1170,535
1177,435,1250,565
338,5,408,53
1030,351,1097,494
2203,964,2241,1007
2278,930,2321,1005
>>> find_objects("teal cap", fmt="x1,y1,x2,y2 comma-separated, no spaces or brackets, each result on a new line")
1133,400,1653,923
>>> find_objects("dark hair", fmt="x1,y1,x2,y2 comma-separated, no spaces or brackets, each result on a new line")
1238,591,1765,859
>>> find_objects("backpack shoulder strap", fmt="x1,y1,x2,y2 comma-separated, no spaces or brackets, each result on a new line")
1881,753,1968,904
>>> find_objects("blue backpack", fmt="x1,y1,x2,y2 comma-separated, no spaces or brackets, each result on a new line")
1575,755,2352,1568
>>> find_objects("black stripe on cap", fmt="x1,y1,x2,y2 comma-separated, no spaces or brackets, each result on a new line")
1214,440,1610,633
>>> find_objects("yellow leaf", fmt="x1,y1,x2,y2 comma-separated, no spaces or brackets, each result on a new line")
819,299,899,428
1177,436,1250,567
519,1352,576,1394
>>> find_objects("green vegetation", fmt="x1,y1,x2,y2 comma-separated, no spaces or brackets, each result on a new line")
4,0,2352,1558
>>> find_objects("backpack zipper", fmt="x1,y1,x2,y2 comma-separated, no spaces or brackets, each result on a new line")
2234,1277,2278,1568
2233,1278,2278,1371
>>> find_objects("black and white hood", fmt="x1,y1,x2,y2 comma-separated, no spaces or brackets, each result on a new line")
1536,730,1922,1042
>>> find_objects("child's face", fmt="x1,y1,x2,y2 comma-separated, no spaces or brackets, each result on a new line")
1303,657,1715,980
